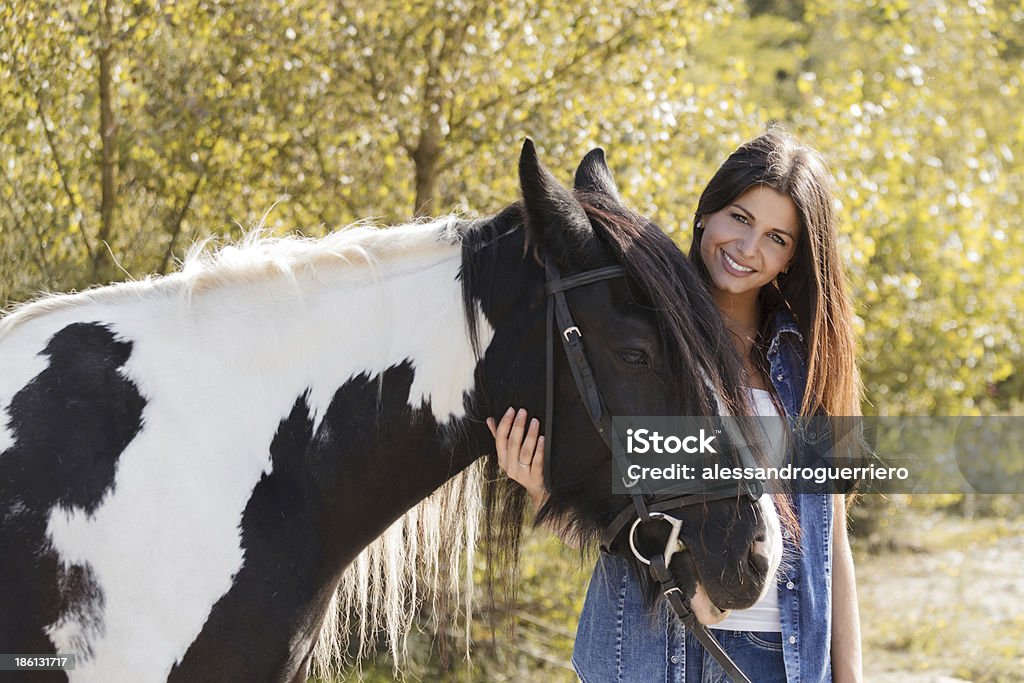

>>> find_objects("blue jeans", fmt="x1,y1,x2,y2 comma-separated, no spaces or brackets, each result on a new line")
572,554,792,683
684,629,787,683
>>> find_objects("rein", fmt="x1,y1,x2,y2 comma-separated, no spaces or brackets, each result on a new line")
542,256,759,683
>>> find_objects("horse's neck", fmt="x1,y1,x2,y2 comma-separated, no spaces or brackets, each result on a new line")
0,225,500,681
153,234,495,678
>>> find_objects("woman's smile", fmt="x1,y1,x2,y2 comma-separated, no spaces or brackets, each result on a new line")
721,250,757,276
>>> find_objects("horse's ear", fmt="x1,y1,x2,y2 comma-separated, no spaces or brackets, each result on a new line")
574,147,622,203
519,138,594,263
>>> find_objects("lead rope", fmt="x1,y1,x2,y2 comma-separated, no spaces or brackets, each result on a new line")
649,554,753,683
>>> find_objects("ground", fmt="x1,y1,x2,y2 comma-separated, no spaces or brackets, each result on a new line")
858,506,1023,683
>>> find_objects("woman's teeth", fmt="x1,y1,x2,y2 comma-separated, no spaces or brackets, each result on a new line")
724,252,754,273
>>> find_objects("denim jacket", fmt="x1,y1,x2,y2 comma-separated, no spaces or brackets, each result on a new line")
572,310,835,682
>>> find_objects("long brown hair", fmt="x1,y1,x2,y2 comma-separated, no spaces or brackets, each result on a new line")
688,126,862,418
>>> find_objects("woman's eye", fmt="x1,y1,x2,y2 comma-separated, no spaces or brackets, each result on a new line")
618,349,650,366
732,213,750,225
769,233,786,246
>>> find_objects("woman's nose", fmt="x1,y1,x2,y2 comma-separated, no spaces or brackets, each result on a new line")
736,234,758,258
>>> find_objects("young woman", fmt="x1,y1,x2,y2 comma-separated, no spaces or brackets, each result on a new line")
489,127,863,682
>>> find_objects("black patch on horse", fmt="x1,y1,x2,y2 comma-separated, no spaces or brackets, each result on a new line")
0,322,146,673
170,360,449,682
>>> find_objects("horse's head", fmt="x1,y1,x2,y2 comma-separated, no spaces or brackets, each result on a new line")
463,140,783,622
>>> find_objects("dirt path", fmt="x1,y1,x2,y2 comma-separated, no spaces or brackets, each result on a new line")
857,509,1024,682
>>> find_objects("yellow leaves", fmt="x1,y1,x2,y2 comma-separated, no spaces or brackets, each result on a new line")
796,71,817,96
1,0,1022,416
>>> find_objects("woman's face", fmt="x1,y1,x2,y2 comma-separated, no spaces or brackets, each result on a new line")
699,185,800,298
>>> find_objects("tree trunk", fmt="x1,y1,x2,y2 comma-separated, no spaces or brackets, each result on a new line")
410,29,446,218
412,133,441,218
95,0,118,280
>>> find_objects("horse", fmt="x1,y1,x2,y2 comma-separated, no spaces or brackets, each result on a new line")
0,140,781,682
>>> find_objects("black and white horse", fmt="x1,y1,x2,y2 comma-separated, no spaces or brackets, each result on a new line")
0,141,781,682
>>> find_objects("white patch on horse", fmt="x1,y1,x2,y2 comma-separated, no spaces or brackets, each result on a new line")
690,582,730,625
754,493,783,601
5,219,490,682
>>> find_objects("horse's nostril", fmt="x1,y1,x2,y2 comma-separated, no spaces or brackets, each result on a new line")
754,531,767,543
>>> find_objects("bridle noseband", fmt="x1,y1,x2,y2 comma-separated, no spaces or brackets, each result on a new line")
542,256,761,683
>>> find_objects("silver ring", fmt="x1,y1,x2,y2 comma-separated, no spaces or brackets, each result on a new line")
517,460,531,468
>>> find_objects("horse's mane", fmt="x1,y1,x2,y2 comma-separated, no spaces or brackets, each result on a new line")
0,217,465,337
312,462,485,677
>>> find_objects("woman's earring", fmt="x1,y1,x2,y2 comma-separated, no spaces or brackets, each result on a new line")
696,221,703,230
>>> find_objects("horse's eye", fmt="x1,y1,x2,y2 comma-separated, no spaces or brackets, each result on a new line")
617,349,650,366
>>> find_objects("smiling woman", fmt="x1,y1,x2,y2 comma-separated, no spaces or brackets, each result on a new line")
696,184,801,392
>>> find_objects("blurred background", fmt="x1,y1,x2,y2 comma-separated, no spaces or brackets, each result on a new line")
1,0,1021,680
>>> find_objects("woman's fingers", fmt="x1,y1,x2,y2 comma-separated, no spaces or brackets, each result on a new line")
528,435,548,509
509,408,528,464
489,407,549,510
531,434,545,479
519,417,540,468
493,407,515,471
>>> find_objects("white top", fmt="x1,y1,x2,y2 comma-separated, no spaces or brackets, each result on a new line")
710,387,785,633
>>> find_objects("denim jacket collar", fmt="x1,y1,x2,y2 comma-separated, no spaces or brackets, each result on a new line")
767,310,803,359
765,310,808,420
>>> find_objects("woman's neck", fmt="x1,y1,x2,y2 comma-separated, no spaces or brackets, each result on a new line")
713,289,761,339
714,289,769,390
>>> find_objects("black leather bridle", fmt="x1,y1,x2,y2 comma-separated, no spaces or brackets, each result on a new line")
542,256,762,683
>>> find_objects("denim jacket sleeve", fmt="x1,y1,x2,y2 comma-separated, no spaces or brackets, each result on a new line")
572,310,835,683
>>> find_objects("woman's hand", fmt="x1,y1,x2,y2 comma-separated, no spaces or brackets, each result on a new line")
487,407,549,512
